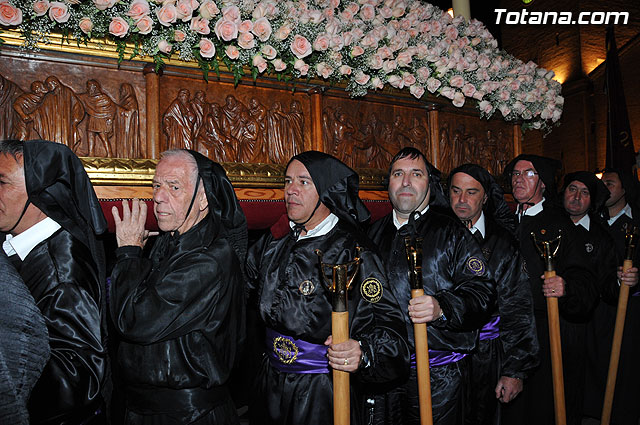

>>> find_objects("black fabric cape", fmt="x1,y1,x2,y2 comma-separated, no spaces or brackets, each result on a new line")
514,200,598,425
246,220,410,425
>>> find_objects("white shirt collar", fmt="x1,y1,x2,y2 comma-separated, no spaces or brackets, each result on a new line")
575,214,590,231
517,197,545,221
608,203,633,226
290,213,339,241
2,217,61,260
393,205,430,230
470,212,486,238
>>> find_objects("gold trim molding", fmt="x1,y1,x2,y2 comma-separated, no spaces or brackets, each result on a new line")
81,157,387,190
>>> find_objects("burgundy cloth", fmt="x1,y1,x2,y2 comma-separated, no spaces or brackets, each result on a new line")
100,199,392,232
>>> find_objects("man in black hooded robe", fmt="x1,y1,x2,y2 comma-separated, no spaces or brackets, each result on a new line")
447,164,539,425
0,139,108,424
109,149,247,424
367,148,497,425
246,151,410,425
503,154,598,425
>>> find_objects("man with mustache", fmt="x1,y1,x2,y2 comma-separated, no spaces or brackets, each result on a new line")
448,164,539,425
503,155,598,425
367,147,496,425
246,151,410,425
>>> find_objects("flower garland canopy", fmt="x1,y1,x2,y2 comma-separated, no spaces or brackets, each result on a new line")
0,0,564,131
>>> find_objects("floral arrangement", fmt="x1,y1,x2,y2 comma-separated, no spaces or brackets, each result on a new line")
0,0,563,131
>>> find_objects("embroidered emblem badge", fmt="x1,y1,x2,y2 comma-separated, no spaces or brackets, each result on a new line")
273,336,298,364
299,280,315,296
585,243,593,253
360,278,383,303
540,229,546,235
467,256,486,276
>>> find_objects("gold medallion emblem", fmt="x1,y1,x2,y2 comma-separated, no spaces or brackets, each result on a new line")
467,256,486,276
360,278,383,303
273,336,299,364
299,280,315,296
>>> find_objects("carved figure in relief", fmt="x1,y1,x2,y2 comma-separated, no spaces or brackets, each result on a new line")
331,109,357,167
287,100,304,156
80,79,116,157
196,103,238,162
114,83,140,158
236,110,259,163
439,122,453,173
35,76,84,149
163,89,196,150
248,98,267,162
408,117,427,150
266,101,289,164
221,95,249,142
0,74,23,139
13,81,50,141
191,90,209,140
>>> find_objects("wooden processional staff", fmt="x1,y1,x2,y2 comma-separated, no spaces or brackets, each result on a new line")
601,227,639,425
405,236,433,425
316,247,362,425
531,231,566,425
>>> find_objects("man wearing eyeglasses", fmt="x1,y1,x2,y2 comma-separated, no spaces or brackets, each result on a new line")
502,154,598,425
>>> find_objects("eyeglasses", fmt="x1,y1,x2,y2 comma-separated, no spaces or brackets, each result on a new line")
511,169,538,178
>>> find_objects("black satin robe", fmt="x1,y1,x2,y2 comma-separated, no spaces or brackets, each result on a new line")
467,217,539,425
513,201,598,425
9,229,106,425
367,209,497,425
110,217,244,425
246,220,410,425
582,209,640,425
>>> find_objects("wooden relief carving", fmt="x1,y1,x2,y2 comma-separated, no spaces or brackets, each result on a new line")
163,91,304,164
439,122,512,176
322,106,429,169
0,72,141,158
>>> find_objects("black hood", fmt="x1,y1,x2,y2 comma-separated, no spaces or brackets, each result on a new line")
504,154,562,200
562,171,611,214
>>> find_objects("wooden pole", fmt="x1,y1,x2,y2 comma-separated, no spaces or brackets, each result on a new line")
545,270,566,425
332,311,350,425
412,288,433,425
601,259,632,425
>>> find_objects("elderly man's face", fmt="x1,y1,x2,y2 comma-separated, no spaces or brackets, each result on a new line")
388,155,430,219
0,153,45,235
449,172,487,226
510,160,544,204
152,155,206,234
563,180,591,219
284,160,329,227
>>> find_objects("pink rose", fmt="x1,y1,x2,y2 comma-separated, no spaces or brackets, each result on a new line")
273,23,292,41
174,29,186,42
354,70,370,85
158,40,172,54
426,77,441,93
238,31,255,49
176,0,194,21
238,19,253,33
416,67,430,82
499,104,511,118
290,34,312,59
396,50,412,67
388,74,404,89
379,5,392,19
190,17,210,34
315,62,332,79
339,65,352,75
109,17,130,37
199,0,219,19
33,0,50,17
410,84,425,99
369,54,383,70
136,15,153,34
156,4,177,26
479,100,493,114
215,18,238,41
260,44,277,59
225,45,240,60
127,0,150,21
444,25,458,40
359,4,375,21
294,59,309,76
252,54,267,73
79,17,93,34
272,58,286,71
371,77,384,90
222,5,240,22
449,75,464,88
330,35,344,50
93,0,116,11
340,9,354,22
498,90,510,101
308,10,323,24
48,2,70,23
462,83,477,97
382,59,397,74
350,46,364,57
402,72,416,86
313,34,330,52
199,38,215,58
452,91,465,107
377,46,392,59
251,17,272,42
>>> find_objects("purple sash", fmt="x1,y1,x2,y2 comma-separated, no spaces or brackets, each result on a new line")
265,328,330,374
479,315,501,341
411,350,467,368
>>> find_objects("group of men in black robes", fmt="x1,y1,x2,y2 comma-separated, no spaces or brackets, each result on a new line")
1,138,638,425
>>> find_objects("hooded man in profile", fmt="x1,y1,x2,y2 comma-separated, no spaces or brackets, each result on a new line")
109,149,247,424
246,151,410,425
0,139,108,424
